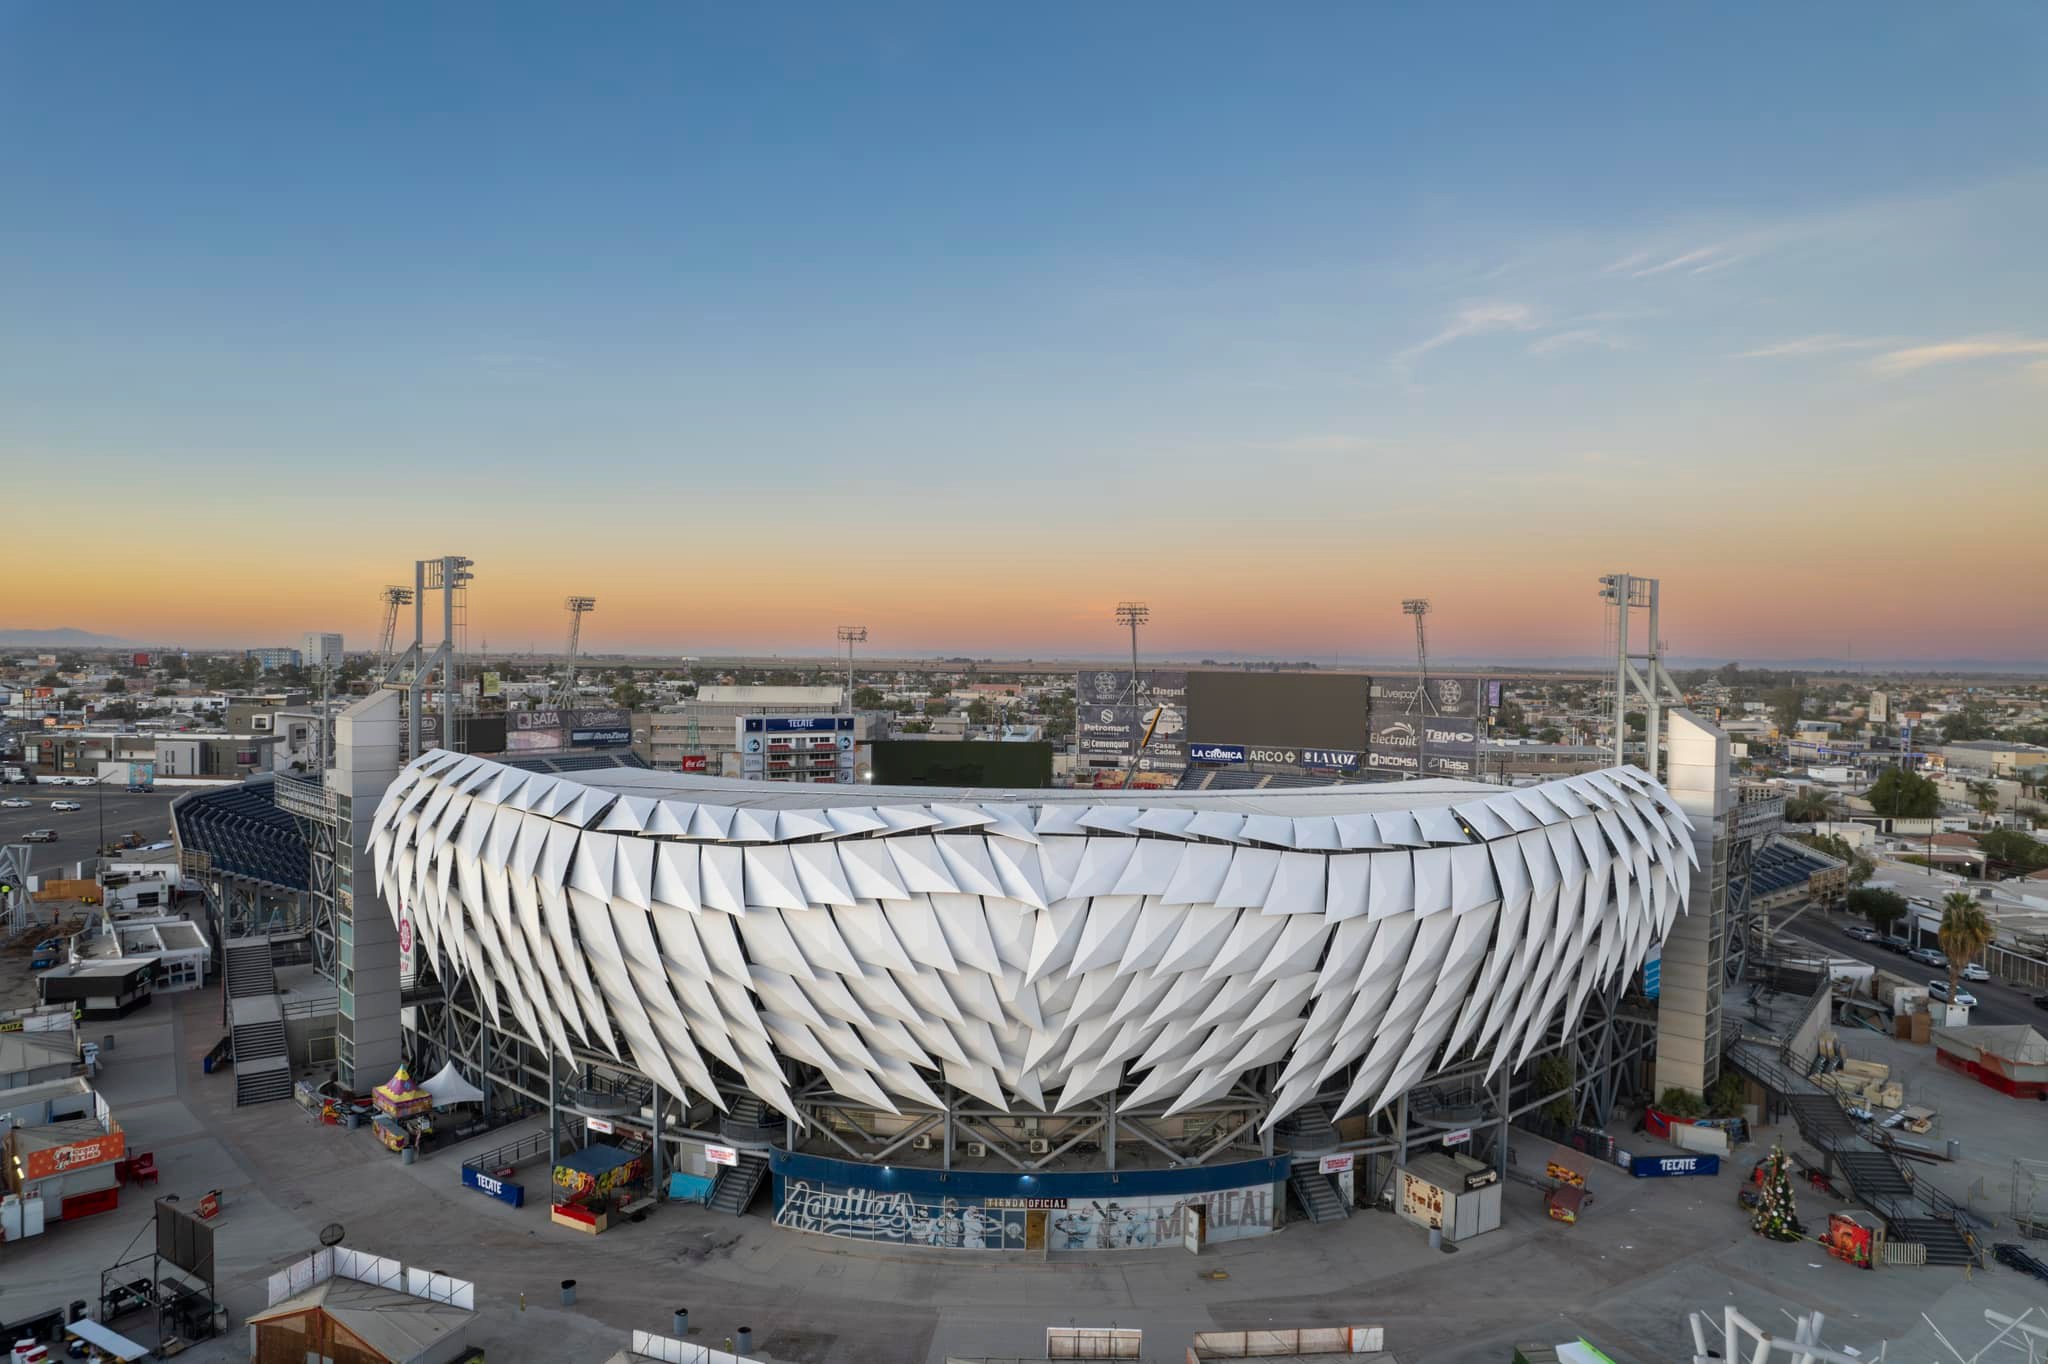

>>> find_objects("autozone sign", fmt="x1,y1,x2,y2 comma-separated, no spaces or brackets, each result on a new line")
705,1144,739,1168
1318,1153,1354,1174
24,1130,125,1180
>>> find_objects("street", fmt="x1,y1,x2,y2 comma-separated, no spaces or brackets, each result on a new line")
0,784,183,877
1771,906,2043,1027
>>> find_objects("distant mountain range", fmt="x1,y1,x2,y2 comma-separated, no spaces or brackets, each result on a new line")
0,627,131,648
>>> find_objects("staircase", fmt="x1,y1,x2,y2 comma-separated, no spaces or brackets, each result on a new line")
720,1093,787,1144
1277,1099,1340,1155
1287,1157,1350,1224
225,937,277,1001
224,937,292,1106
707,1151,770,1217
1724,1033,1981,1268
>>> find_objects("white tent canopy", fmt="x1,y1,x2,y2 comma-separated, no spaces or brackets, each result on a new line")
420,1060,486,1108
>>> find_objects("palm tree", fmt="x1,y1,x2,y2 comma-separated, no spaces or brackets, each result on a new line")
1966,779,2000,821
1938,891,1996,1007
1785,790,1833,824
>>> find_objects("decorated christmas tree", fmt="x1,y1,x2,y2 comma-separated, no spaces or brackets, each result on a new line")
1752,1142,1804,1242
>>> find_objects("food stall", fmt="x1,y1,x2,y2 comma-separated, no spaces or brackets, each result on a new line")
371,1066,433,1154
550,1143,646,1235
1395,1152,1503,1243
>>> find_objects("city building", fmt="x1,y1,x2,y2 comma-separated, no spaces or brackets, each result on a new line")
1939,739,2048,777
246,647,304,672
303,632,346,669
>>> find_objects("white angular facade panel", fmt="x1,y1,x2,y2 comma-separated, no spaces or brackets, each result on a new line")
376,757,1690,1126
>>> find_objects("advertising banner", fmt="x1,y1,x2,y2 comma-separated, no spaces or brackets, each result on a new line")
1298,748,1361,771
1187,742,1246,765
570,726,632,747
1076,670,1188,706
1372,676,1479,718
506,728,564,752
1078,704,1145,757
679,755,709,773
462,1164,526,1207
22,1130,126,1180
706,1144,739,1168
1629,1154,1719,1179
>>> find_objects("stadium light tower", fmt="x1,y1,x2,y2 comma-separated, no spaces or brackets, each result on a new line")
1598,573,1684,778
837,626,868,713
551,596,597,709
1401,599,1432,685
1114,601,1149,703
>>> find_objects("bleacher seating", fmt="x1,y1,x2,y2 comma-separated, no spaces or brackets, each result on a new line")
172,779,311,891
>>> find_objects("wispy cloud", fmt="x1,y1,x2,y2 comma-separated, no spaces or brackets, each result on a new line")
1244,434,1378,455
1736,334,1892,360
1624,244,1747,278
1395,302,1536,365
1873,334,2048,374
1528,328,1622,358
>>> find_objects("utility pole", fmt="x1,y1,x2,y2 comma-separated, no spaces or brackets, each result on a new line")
836,626,867,713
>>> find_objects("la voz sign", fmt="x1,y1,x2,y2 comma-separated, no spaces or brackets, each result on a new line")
1630,1154,1719,1179
463,1164,526,1207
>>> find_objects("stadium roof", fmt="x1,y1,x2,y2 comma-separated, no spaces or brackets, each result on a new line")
373,749,1694,1125
472,761,1508,816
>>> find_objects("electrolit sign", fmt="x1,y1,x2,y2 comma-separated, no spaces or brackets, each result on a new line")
1187,743,1246,764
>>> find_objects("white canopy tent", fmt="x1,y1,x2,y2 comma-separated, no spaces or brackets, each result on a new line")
420,1060,486,1108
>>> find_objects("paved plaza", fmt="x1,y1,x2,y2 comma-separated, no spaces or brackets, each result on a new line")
4,987,2045,1362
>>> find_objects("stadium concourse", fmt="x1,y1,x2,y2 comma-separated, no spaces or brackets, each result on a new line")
367,750,1698,1251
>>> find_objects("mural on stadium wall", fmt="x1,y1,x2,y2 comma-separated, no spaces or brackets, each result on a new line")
773,1179,1276,1251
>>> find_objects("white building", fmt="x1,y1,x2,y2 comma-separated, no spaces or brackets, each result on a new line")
303,633,345,669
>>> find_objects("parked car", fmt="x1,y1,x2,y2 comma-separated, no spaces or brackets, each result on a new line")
49,800,83,812
1882,936,1913,954
1909,946,1947,968
1960,962,1990,983
0,796,30,809
22,829,58,843
2035,993,2048,1012
1927,980,1978,1007
1842,925,1879,942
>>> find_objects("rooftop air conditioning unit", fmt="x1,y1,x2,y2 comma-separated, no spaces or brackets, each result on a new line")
966,1142,988,1158
911,1134,934,1151
1027,1138,1051,1155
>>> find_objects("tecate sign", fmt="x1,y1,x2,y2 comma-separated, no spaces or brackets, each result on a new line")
1630,1154,1720,1178
1188,743,1246,764
462,1164,526,1206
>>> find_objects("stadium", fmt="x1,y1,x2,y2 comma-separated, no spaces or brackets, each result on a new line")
360,744,1706,1249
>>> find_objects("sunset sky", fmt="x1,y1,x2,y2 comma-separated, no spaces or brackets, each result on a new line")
4,5,2045,663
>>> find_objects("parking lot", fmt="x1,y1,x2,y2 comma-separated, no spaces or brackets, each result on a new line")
0,783,184,875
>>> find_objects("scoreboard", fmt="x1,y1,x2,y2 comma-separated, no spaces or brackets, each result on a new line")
737,715,857,783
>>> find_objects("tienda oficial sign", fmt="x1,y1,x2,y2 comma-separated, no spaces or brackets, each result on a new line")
22,1129,125,1181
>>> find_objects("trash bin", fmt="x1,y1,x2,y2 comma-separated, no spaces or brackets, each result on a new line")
673,1308,688,1335
103,1034,115,1053
345,1113,359,1130
202,1056,214,1075
560,1279,577,1306
401,1146,416,1166
737,1326,752,1355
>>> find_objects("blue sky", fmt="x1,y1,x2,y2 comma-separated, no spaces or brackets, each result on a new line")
3,3,2045,659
